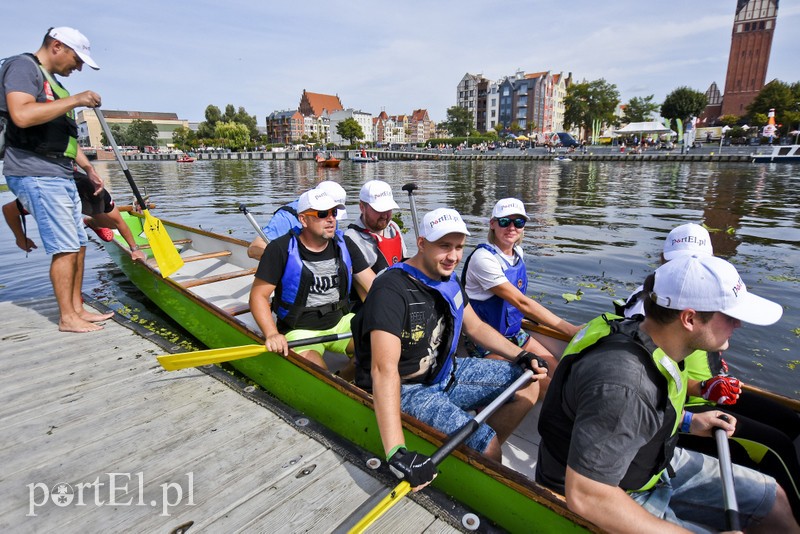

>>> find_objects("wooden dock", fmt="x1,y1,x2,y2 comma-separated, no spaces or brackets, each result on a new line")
0,297,468,533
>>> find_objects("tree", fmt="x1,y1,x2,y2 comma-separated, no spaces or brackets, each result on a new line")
214,121,250,151
172,126,197,151
718,114,741,126
622,95,660,123
100,123,128,147
197,105,222,139
126,119,159,150
564,79,620,140
660,87,707,125
746,80,800,134
441,106,473,137
336,118,365,145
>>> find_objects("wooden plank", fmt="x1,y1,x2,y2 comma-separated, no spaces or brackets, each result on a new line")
180,267,256,289
223,302,251,316
137,238,191,250
182,251,233,263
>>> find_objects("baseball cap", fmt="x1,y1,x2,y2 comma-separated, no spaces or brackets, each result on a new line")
420,208,471,242
359,180,399,212
492,198,529,220
652,255,783,326
49,27,99,70
663,223,712,261
315,181,347,220
297,188,344,215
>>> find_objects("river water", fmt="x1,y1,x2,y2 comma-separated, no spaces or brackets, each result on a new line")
1,158,798,399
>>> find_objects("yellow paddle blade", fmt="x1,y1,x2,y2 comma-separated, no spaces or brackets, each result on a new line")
142,209,184,278
348,481,411,534
158,344,265,371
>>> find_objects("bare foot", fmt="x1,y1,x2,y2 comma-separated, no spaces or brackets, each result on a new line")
59,318,104,333
78,310,115,322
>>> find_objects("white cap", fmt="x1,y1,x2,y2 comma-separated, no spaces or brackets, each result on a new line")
420,208,471,242
314,181,347,220
359,180,399,212
297,188,344,215
492,198,529,220
652,255,783,326
48,27,99,70
663,223,712,261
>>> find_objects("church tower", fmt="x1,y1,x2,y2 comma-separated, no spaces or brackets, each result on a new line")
720,0,779,117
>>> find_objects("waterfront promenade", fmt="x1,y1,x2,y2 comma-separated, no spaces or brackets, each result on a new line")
0,296,465,533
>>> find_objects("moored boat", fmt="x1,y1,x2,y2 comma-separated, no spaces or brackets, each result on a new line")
177,156,195,163
751,144,800,163
103,211,800,532
352,155,379,163
316,156,341,168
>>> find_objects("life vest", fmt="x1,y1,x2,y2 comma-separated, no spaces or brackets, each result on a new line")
390,262,465,385
275,230,353,328
538,314,687,493
348,221,403,272
2,54,78,159
462,244,527,337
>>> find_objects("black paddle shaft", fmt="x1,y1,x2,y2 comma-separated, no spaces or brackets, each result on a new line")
714,414,741,531
401,182,421,240
95,110,148,210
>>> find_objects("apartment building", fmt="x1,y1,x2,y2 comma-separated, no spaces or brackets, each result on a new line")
328,108,374,145
265,109,305,144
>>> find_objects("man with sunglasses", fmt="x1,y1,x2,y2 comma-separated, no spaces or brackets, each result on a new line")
2,27,107,333
463,198,581,396
250,188,375,377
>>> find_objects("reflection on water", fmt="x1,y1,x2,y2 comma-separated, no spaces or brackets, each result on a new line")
1,159,797,398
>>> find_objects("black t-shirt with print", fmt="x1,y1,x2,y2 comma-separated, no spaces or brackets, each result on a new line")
256,232,368,331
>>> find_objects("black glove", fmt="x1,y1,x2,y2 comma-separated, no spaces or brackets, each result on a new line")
515,350,548,373
388,448,437,488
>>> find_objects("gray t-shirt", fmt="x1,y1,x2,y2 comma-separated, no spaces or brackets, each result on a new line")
1,54,73,178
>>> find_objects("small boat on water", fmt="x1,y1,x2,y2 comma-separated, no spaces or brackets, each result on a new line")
751,144,800,163
317,158,341,168
103,211,800,532
352,155,379,163
554,156,572,162
177,155,195,163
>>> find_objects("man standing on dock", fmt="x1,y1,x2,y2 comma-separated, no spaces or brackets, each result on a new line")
1,27,111,333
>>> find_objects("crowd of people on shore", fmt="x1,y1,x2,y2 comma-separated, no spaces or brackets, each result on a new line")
4,25,799,533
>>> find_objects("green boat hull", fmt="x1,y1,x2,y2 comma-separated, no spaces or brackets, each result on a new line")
104,212,591,533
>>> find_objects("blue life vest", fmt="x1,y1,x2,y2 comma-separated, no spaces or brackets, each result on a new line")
463,244,527,337
390,262,465,385
276,229,353,328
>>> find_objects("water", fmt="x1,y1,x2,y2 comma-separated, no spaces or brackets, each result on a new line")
1,159,798,398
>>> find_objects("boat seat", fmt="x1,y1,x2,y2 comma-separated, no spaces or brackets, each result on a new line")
180,268,256,289
182,250,233,263
224,302,252,316
137,238,192,250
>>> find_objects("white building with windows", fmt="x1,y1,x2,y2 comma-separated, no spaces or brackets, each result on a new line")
328,109,374,145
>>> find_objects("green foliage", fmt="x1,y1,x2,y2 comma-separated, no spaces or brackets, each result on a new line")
198,103,258,143
660,87,707,125
100,123,128,146
747,80,800,134
623,95,660,123
750,112,768,126
564,79,620,139
336,118,365,144
126,119,159,150
214,121,250,151
509,121,521,134
718,114,741,126
171,126,197,151
441,106,473,137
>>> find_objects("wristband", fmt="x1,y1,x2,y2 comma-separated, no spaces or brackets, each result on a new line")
680,411,693,433
386,444,406,461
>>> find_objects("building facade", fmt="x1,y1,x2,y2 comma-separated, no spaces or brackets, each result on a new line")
328,109,374,145
265,109,305,144
457,73,489,132
409,109,434,144
76,109,188,148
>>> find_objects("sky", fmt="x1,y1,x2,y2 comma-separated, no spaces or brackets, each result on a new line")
3,1,799,124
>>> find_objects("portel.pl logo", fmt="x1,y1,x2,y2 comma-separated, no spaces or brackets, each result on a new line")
27,472,195,517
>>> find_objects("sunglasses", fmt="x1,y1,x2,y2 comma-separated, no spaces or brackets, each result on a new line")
496,217,526,229
303,207,338,219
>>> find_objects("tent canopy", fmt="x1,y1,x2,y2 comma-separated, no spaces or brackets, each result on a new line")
615,121,675,135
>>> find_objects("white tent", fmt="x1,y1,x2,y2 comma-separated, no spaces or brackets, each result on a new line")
615,121,676,135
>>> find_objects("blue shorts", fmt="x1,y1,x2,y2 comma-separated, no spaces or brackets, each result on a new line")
399,357,525,453
630,447,777,533
464,328,530,358
7,175,87,254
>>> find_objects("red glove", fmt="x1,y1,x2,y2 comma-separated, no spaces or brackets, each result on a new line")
701,376,741,405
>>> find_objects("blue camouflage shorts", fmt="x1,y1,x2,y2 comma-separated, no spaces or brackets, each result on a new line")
399,356,525,453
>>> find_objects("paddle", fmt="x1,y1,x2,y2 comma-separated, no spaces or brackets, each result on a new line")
401,183,420,241
238,203,270,243
96,110,184,277
714,414,741,531
157,332,353,371
334,368,535,534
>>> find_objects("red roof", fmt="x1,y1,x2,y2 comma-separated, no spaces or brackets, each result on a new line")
300,91,343,117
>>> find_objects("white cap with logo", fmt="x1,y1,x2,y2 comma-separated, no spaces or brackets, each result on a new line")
48,27,99,70
420,208,471,242
652,255,783,326
314,181,347,220
492,198,529,220
663,223,712,261
359,180,399,212
297,188,344,215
